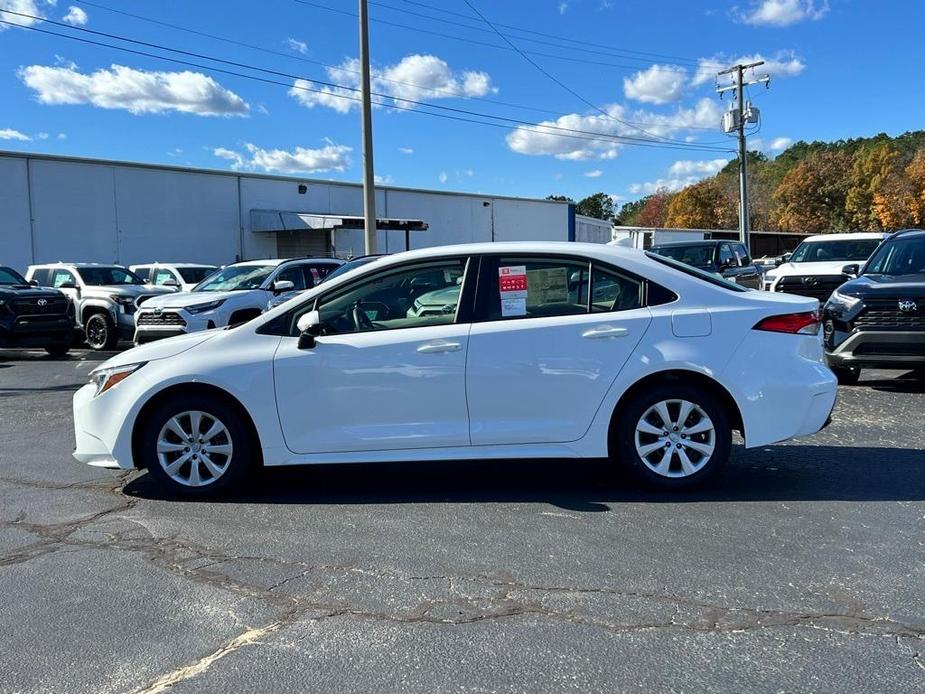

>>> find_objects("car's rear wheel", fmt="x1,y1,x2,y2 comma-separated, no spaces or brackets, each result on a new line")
612,384,731,489
831,365,861,386
140,394,255,497
85,313,118,351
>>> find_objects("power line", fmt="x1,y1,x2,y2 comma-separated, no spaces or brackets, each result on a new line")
72,0,719,132
0,15,732,154
459,0,703,147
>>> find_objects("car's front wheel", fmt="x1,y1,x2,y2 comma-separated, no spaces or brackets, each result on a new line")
612,384,732,489
140,394,255,496
84,313,118,351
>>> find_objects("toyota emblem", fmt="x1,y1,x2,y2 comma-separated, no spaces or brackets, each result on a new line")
898,299,918,313
153,307,163,316
802,276,819,286
37,298,48,306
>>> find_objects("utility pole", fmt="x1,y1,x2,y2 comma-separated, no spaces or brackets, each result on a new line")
717,61,769,254
358,0,377,254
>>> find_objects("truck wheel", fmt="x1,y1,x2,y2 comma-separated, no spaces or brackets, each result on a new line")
85,313,118,351
611,383,731,489
140,394,255,497
831,365,861,386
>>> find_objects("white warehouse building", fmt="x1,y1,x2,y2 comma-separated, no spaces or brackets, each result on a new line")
1,151,611,273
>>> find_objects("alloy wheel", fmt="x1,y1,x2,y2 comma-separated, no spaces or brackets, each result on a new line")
156,410,234,487
634,399,715,478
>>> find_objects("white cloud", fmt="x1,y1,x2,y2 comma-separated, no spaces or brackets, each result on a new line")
398,147,414,155
287,38,308,55
56,132,66,139
623,64,687,105
629,177,700,195
735,0,828,27
20,63,249,116
290,54,495,113
768,136,793,151
0,0,44,31
374,174,393,185
694,51,806,87
438,171,448,184
61,5,86,25
36,131,48,139
506,99,723,161
558,2,568,14
0,127,31,140
584,169,604,178
668,158,729,176
214,143,352,174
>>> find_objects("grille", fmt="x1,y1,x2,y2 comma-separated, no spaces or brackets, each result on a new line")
775,275,846,301
10,297,69,316
854,342,925,356
854,302,925,331
137,311,186,327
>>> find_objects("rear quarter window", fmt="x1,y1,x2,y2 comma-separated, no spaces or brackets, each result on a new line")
645,252,749,292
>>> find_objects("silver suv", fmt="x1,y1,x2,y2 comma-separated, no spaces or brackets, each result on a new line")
25,263,173,350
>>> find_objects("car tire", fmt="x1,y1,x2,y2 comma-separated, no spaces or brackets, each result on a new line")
84,313,118,351
44,343,71,357
612,383,731,489
831,365,861,386
139,393,256,497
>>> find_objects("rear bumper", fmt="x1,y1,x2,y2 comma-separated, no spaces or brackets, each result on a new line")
827,330,925,368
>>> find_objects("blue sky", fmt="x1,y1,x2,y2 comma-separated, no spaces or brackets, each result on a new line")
0,0,920,206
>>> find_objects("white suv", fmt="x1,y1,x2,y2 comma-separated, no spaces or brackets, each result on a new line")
130,263,218,293
764,232,887,301
133,257,342,344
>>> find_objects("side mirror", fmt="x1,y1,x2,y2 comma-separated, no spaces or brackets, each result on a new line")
29,279,38,286
273,279,295,294
163,278,180,288
59,281,77,289
841,263,860,278
296,310,321,349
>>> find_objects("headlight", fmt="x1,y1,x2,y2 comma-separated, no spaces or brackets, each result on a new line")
89,362,146,396
110,295,136,306
827,289,861,311
186,299,226,314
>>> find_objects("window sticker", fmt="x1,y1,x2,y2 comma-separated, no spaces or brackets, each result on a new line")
499,265,528,299
501,297,527,317
527,267,568,305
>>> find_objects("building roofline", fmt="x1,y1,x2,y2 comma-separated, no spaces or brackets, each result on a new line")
0,149,567,206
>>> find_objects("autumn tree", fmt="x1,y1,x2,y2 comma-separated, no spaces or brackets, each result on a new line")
665,180,725,229
615,198,647,225
636,189,672,228
873,148,925,228
773,151,852,232
845,142,903,230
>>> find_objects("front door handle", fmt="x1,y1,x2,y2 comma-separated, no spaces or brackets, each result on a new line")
582,326,628,339
417,340,462,354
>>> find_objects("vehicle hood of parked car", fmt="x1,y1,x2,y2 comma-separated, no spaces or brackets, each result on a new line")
0,285,65,299
85,284,174,298
139,289,253,309
96,330,220,370
835,273,925,298
765,260,862,281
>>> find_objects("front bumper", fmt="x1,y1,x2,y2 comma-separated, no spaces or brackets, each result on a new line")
72,381,139,470
826,330,925,368
134,310,213,345
0,315,73,347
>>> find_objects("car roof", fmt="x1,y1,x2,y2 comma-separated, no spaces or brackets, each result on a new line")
230,257,342,267
130,262,217,268
29,262,127,268
887,228,925,239
801,232,889,243
650,240,727,248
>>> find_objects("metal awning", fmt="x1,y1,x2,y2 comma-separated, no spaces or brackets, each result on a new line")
250,209,428,233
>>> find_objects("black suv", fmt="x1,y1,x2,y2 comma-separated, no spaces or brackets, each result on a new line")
823,229,925,384
649,240,762,289
0,266,73,356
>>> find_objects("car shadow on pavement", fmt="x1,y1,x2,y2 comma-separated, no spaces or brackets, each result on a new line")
860,370,925,394
123,444,925,510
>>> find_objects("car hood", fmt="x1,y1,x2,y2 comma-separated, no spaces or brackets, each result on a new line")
95,330,219,370
766,261,860,279
837,273,925,299
416,286,461,305
85,285,174,298
140,289,249,309
0,286,64,299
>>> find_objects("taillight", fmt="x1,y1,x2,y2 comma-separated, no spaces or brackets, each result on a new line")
753,311,820,335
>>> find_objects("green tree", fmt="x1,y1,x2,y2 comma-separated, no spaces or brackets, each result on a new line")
575,192,615,220
615,198,647,226
545,195,573,203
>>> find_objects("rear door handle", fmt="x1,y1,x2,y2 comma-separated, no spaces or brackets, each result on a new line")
417,340,462,354
582,326,628,339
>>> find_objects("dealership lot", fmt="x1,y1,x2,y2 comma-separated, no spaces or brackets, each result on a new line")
1,350,923,692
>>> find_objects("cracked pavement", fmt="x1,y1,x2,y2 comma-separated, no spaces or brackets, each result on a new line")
1,349,923,692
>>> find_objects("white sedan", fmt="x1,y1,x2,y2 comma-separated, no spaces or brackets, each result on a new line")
73,242,837,496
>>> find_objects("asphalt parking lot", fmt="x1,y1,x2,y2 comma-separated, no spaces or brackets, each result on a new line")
1,349,923,693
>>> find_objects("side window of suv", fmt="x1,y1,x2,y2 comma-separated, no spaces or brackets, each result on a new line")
276,265,307,291
733,244,751,266
134,267,151,282
152,269,176,286
30,268,51,286
718,244,736,268
51,269,77,288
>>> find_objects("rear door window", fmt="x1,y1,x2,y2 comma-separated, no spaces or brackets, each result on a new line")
134,267,151,281
152,269,176,286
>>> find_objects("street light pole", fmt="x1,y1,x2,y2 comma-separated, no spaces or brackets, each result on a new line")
358,0,377,254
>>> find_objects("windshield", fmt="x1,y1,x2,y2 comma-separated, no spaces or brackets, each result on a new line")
645,252,748,292
789,239,881,263
651,244,715,270
0,266,28,285
77,266,143,286
863,236,925,276
321,256,382,283
177,266,217,284
194,264,275,291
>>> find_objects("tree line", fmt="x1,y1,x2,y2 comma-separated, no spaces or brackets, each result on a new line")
552,130,925,233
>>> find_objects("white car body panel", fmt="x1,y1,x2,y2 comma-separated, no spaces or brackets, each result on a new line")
764,233,888,291
73,242,837,474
